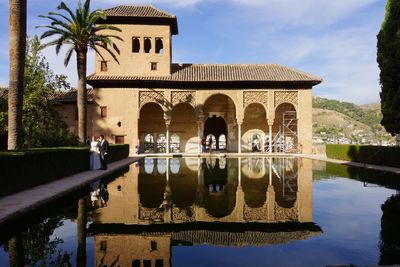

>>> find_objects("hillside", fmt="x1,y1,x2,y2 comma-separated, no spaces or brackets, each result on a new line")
312,97,394,145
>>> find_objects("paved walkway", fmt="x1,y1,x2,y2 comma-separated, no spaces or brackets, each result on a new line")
301,154,400,175
0,157,141,227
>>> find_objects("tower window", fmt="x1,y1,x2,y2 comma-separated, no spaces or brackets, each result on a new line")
144,38,152,53
100,61,108,72
100,106,107,118
151,62,158,71
155,38,163,54
132,37,140,53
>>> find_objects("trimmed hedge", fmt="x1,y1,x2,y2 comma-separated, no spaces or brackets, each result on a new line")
0,144,129,198
326,144,400,168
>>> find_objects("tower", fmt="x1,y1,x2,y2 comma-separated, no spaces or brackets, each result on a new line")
95,6,178,77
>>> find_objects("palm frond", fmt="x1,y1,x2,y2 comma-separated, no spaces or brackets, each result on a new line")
64,46,75,67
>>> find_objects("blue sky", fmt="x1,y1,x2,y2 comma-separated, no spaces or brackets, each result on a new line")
0,0,387,104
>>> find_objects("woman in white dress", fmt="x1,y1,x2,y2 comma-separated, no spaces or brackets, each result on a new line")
90,136,102,170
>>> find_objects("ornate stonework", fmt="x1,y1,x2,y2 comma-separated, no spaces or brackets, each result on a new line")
171,91,196,107
139,90,165,108
274,205,298,221
244,204,269,221
139,205,164,221
274,91,298,108
172,206,195,222
243,91,268,110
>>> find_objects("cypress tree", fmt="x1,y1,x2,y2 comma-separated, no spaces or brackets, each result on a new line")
377,0,400,145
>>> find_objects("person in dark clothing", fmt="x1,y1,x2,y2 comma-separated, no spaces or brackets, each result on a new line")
99,135,109,170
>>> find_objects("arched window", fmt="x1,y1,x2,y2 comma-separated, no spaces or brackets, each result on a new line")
157,158,166,174
144,158,154,174
144,38,152,53
170,158,180,174
206,134,217,150
132,37,140,53
252,134,262,152
218,134,226,150
170,134,180,153
155,38,163,54
144,134,154,153
156,134,166,153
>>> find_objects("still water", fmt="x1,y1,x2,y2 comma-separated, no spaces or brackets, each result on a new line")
0,157,399,267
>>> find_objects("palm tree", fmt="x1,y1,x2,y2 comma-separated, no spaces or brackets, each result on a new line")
8,0,27,150
38,0,121,143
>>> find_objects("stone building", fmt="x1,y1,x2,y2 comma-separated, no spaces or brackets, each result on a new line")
63,5,322,155
89,157,319,266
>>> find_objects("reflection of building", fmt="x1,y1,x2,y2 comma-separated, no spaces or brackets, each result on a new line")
54,6,321,154
90,157,319,266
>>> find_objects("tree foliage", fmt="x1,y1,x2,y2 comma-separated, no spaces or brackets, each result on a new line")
0,36,78,148
377,0,400,136
313,97,382,126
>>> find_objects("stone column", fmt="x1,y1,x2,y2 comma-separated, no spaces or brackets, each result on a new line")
166,125,170,154
197,120,203,154
237,119,243,153
268,119,274,154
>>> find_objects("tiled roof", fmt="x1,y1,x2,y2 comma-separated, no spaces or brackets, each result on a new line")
0,87,7,100
51,88,94,103
104,5,176,19
101,5,179,35
87,64,322,84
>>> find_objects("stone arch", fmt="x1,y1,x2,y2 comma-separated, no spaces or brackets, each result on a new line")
139,103,166,153
170,103,197,152
202,94,237,151
202,93,238,112
139,159,167,208
139,91,166,112
169,158,198,207
243,91,269,118
272,103,298,153
242,103,268,152
274,91,298,110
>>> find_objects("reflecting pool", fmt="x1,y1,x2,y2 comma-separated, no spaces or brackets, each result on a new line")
1,157,399,267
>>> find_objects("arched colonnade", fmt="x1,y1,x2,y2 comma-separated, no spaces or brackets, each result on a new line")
138,90,300,153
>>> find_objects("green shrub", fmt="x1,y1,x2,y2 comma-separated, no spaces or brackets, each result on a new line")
0,144,129,197
326,144,400,168
107,144,129,163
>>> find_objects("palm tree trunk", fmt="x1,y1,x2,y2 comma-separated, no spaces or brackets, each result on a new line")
8,0,27,150
76,49,87,144
76,198,87,267
8,235,24,267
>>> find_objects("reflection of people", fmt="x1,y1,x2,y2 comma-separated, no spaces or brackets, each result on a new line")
135,139,141,154
100,184,109,207
99,135,109,170
90,136,102,170
208,136,213,153
201,137,206,153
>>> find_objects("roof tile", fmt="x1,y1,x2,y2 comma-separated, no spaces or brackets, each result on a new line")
88,63,322,83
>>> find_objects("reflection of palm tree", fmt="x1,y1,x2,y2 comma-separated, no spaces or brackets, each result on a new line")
8,235,24,267
77,198,87,267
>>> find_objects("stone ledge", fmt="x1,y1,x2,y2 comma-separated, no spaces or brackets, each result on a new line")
0,157,142,227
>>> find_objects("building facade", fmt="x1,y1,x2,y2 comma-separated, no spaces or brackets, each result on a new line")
66,6,321,155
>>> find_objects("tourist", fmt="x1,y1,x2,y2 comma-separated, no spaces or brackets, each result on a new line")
90,136,102,170
99,183,109,207
99,135,109,170
201,137,206,153
208,136,213,154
